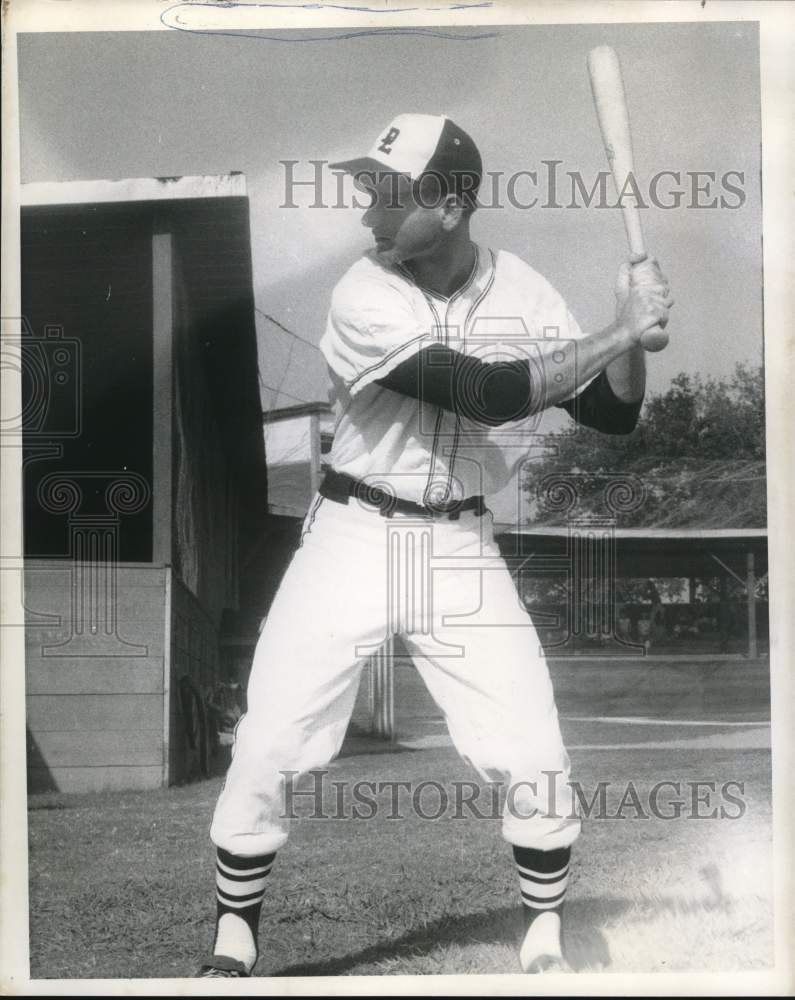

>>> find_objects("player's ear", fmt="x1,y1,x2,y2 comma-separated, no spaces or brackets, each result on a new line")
440,194,466,231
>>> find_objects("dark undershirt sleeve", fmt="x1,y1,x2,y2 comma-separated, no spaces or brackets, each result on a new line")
555,368,643,435
374,344,540,428
376,345,643,434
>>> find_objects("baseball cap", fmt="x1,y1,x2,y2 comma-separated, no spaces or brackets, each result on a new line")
330,114,482,207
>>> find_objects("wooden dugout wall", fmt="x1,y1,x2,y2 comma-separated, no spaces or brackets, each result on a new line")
21,175,267,793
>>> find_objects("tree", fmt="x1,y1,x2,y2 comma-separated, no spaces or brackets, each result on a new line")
525,363,766,528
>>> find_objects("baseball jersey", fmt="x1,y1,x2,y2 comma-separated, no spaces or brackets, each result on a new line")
319,245,592,506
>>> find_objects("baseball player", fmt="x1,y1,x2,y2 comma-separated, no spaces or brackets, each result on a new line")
199,114,672,977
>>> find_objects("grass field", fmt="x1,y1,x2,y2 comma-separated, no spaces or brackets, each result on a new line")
27,658,774,979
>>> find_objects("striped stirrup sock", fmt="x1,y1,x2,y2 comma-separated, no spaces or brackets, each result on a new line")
212,848,276,971
512,845,571,929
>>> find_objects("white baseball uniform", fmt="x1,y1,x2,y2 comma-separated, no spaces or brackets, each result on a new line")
210,244,584,857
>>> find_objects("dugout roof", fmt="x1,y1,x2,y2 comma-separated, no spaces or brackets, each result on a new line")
497,528,768,581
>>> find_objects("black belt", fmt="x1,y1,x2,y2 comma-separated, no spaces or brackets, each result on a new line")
319,469,487,520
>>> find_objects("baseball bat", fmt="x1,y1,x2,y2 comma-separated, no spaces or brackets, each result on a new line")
587,45,669,352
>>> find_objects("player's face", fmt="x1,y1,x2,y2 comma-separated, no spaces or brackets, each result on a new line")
359,175,446,265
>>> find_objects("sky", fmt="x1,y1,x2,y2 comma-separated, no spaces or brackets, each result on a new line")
18,21,762,417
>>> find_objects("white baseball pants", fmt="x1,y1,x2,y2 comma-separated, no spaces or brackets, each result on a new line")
210,495,581,855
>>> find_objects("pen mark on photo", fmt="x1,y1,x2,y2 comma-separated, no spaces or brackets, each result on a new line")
160,1,499,42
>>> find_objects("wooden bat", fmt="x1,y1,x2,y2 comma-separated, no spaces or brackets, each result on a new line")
587,45,669,352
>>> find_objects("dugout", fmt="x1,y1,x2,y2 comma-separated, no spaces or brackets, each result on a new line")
354,526,769,743
19,175,268,793
498,527,769,659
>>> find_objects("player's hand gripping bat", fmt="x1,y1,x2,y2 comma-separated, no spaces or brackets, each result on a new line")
587,45,669,352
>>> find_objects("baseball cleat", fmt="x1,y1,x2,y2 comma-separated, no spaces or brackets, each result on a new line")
518,908,572,974
522,952,573,974
198,955,251,977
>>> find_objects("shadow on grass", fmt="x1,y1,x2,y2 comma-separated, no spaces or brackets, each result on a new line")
266,874,737,978
267,905,522,977
564,876,738,975
268,899,629,977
